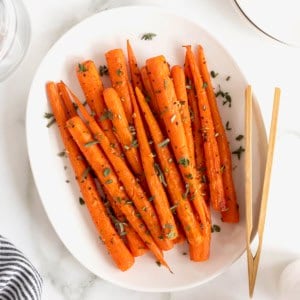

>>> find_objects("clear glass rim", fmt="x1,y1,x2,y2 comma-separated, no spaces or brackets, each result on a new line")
0,0,17,61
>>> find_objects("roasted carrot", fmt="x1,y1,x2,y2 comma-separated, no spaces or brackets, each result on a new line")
184,59,209,203
67,116,171,267
127,40,143,91
197,45,239,222
132,85,178,241
103,87,143,176
58,81,148,257
76,61,121,153
185,45,226,212
135,87,203,247
46,82,134,271
105,49,133,123
57,81,77,118
146,57,211,260
171,65,195,166
70,94,173,252
105,193,148,257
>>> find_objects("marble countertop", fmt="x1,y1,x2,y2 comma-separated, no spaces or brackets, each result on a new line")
1,0,300,299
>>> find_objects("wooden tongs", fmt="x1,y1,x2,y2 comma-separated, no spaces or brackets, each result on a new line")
245,86,281,297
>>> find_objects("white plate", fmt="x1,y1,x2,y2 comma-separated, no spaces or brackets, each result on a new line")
26,6,267,292
234,0,300,46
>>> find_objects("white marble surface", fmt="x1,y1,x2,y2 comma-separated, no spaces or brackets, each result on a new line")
1,0,300,299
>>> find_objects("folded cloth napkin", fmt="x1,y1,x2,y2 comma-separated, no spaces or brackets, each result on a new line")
0,236,42,300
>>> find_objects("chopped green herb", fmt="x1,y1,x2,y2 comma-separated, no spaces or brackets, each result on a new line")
154,163,167,187
84,140,99,147
44,112,53,119
223,93,232,107
99,110,113,121
202,82,208,89
163,223,173,229
185,173,193,179
156,261,161,267
78,63,87,72
79,197,85,205
99,65,108,76
116,197,122,203
46,118,56,128
148,196,155,202
142,206,147,212
210,70,219,78
81,166,91,181
116,68,123,76
167,231,176,239
232,146,245,160
220,165,226,173
201,175,207,184
158,138,170,148
145,95,151,103
182,183,190,199
186,85,193,90
170,204,178,213
131,139,139,148
141,33,157,40
212,224,221,232
105,179,113,184
225,121,231,131
57,150,66,157
178,157,190,167
103,167,111,177
236,134,244,141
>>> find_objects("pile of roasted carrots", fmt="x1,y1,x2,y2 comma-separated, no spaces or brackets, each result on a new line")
46,41,239,272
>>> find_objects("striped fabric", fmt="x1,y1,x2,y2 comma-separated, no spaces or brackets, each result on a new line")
0,236,42,300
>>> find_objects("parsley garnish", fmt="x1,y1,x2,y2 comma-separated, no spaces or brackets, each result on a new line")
105,179,113,184
103,168,110,177
44,112,53,119
170,204,178,213
99,110,113,121
178,157,190,167
236,134,244,141
232,146,245,160
225,121,231,131
131,139,139,148
79,197,85,205
46,118,56,128
158,138,170,148
210,70,219,78
141,33,157,40
81,166,91,181
154,163,167,187
116,68,123,76
182,183,190,199
99,65,108,76
78,63,87,72
211,224,221,233
202,82,208,89
57,150,66,157
84,140,99,147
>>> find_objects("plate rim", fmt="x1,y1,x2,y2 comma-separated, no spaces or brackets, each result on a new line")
25,5,268,292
